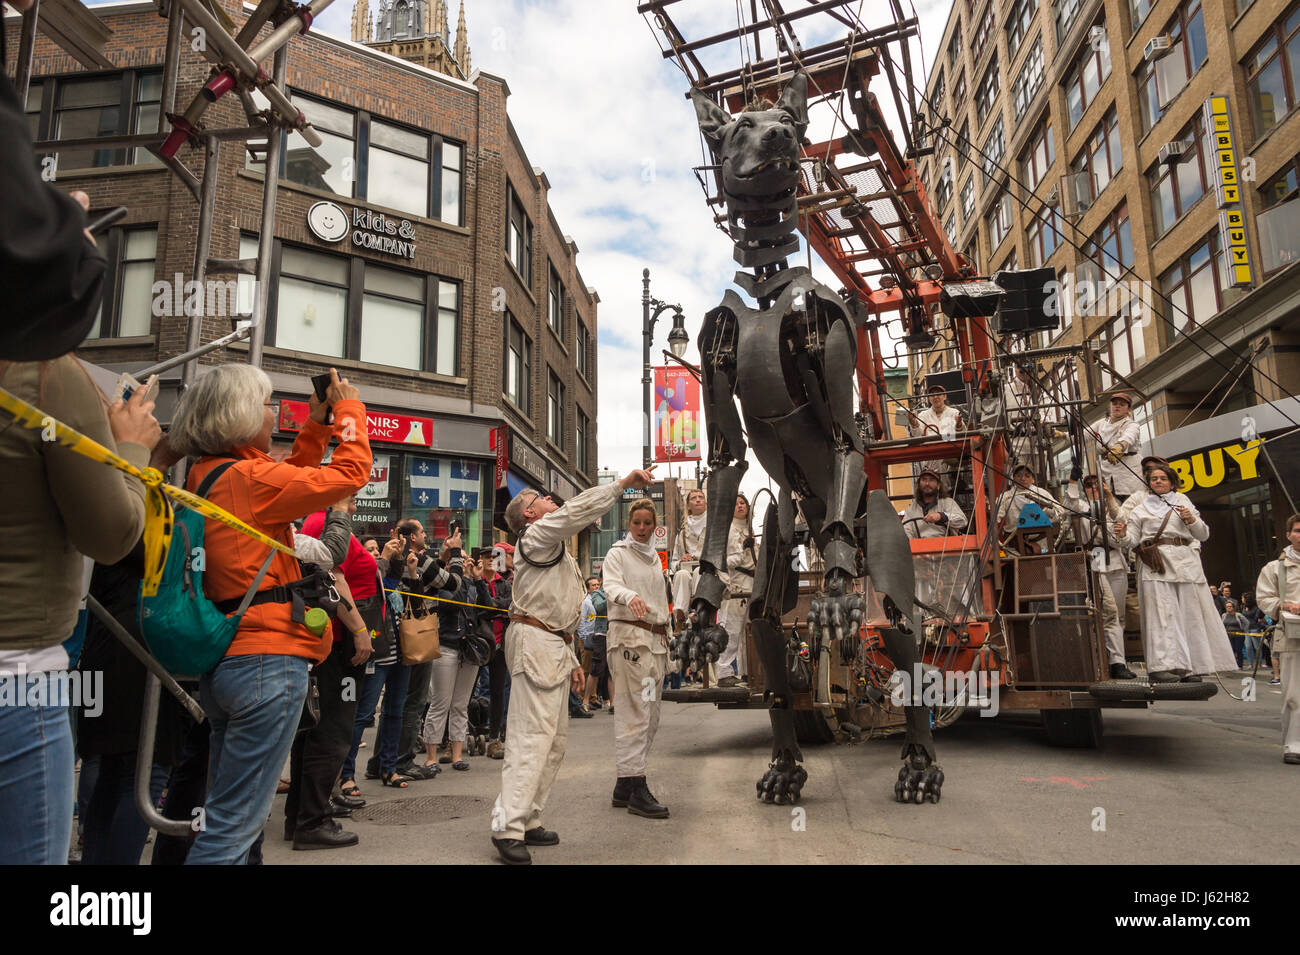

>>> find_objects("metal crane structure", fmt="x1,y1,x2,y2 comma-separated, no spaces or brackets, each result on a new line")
643,0,1219,766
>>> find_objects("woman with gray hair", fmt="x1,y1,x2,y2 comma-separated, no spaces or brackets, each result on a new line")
169,365,373,864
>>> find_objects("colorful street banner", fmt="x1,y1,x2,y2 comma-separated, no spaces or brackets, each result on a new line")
652,365,701,462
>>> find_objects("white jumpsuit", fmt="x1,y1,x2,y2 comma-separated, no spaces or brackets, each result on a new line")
717,521,755,680
1064,481,1128,666
911,404,962,488
1121,494,1235,675
1255,547,1300,756
491,481,622,842
670,513,706,615
1093,415,1145,498
602,537,671,778
995,483,1064,529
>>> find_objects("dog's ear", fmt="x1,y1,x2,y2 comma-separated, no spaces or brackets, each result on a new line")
775,71,810,139
691,87,732,151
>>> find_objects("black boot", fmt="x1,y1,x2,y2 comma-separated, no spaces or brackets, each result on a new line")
1109,662,1137,680
626,776,669,819
492,837,532,865
292,819,359,851
611,776,633,808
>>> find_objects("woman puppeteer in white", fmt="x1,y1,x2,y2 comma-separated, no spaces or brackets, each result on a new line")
602,498,672,817
1118,464,1235,679
717,494,756,685
670,489,707,623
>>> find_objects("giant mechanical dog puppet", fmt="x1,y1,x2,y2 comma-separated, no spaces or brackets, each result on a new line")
675,72,944,805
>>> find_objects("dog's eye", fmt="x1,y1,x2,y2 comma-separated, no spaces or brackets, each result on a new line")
737,117,753,129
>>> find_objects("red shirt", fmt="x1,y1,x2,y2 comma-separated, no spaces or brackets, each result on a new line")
301,510,381,642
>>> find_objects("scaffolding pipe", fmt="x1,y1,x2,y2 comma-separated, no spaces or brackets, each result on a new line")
233,0,282,48
136,674,199,837
138,326,252,380
15,0,39,107
159,0,184,128
246,0,336,64
183,135,221,388
247,46,286,368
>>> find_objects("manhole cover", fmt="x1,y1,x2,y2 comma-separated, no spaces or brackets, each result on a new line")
354,794,488,826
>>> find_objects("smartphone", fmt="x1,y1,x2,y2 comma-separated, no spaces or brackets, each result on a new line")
114,372,159,404
311,372,332,402
87,206,128,236
449,519,462,539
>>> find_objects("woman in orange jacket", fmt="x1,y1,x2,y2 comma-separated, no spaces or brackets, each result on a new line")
167,364,372,865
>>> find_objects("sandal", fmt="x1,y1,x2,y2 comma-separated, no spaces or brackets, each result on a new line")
452,760,470,771
381,772,411,788
339,781,363,798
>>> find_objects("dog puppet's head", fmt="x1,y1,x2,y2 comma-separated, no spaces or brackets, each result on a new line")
690,73,808,202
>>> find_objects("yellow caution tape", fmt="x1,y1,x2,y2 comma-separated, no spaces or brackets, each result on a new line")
382,586,610,617
0,385,298,596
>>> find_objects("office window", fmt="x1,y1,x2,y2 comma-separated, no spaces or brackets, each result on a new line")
1246,6,1300,137
89,227,157,339
1083,201,1134,280
361,265,424,370
936,162,954,212
982,116,1005,184
1070,106,1122,203
1138,0,1208,131
258,93,462,222
1011,37,1045,120
1257,157,1300,273
1007,0,1037,57
944,212,957,246
1160,232,1232,336
1063,23,1111,129
932,69,946,109
1026,210,1064,267
973,3,996,62
548,264,565,338
274,246,349,357
367,120,429,219
952,71,967,110
547,369,564,448
1092,313,1146,388
1055,0,1083,45
286,96,356,197
435,281,459,376
976,55,1001,124
576,409,589,475
440,141,462,225
576,320,591,379
504,317,531,411
1021,119,1055,192
40,70,161,171
988,189,1013,248
1148,112,1208,237
1130,0,1154,31
507,182,533,281
948,21,963,66
960,176,976,220
955,119,971,167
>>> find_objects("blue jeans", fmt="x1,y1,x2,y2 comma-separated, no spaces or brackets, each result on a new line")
1243,633,1263,668
0,678,74,864
186,653,309,865
342,660,409,782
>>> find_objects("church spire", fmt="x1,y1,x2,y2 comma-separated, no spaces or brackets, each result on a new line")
454,0,470,75
351,0,372,42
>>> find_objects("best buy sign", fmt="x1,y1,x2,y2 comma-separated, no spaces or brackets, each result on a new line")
1203,95,1254,288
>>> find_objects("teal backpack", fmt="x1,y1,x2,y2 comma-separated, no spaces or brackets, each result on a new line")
137,460,276,676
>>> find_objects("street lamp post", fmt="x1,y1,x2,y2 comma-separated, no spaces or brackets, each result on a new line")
641,268,689,469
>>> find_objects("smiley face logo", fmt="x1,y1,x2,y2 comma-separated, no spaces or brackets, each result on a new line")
306,200,348,243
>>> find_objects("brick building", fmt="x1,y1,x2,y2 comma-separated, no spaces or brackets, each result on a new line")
913,0,1300,586
6,0,600,564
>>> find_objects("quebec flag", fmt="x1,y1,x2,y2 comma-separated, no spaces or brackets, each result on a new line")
409,456,480,510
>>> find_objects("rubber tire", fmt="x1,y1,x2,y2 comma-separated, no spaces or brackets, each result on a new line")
1042,708,1103,748
793,709,837,745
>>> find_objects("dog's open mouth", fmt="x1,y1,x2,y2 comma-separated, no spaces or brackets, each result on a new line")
733,156,798,179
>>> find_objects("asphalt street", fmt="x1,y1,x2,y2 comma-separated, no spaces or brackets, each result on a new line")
260,671,1298,865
